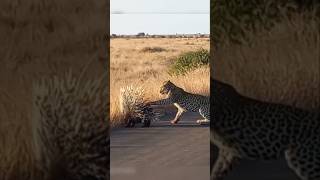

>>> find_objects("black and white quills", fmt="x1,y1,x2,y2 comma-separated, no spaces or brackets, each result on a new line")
119,85,159,127
32,71,108,180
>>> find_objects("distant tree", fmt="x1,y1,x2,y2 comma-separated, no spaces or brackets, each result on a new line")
137,32,145,37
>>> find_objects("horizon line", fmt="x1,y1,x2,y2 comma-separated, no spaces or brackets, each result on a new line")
111,11,209,14
110,33,210,35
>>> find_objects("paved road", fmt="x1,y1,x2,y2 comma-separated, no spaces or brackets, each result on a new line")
211,145,299,180
111,108,300,180
111,110,210,180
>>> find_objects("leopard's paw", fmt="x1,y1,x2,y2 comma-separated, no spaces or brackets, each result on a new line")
170,120,178,125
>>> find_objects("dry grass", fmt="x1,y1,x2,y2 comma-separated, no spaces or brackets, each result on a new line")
110,38,210,127
213,12,320,110
140,46,167,53
0,0,108,179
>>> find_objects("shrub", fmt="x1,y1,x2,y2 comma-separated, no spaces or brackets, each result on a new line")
211,0,320,46
168,49,209,76
213,11,320,110
140,47,166,53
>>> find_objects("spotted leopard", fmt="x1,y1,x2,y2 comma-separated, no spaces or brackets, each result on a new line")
150,80,210,125
211,78,320,180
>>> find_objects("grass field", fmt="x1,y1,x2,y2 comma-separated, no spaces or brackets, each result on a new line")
110,38,210,127
213,12,320,110
0,1,108,179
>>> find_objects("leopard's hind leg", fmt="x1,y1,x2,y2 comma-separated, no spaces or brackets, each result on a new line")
285,143,320,180
197,106,210,124
211,149,239,180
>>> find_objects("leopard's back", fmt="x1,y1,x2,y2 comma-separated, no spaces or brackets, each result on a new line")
164,89,210,123
170,90,209,112
212,79,320,159
212,78,320,180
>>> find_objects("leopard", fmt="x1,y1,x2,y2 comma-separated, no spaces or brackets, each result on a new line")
150,80,210,125
211,78,320,180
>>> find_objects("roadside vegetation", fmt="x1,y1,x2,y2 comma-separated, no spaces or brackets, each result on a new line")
110,38,210,127
212,0,319,110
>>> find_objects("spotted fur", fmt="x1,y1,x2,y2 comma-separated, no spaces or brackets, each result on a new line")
151,80,210,124
211,78,320,180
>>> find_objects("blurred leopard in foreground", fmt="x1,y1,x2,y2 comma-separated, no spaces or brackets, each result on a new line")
211,78,320,180
150,80,210,125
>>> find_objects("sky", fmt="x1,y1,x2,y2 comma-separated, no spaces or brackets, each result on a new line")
110,0,209,35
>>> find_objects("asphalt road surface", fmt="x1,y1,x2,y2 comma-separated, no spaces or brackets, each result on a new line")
212,145,300,180
111,108,300,180
111,109,210,180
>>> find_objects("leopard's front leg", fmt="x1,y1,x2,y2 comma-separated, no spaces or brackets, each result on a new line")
211,149,239,180
170,103,186,124
170,108,185,124
149,98,171,106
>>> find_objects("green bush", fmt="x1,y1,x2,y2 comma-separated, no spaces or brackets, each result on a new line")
168,49,209,76
211,0,319,46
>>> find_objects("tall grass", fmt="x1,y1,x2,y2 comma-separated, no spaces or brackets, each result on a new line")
0,0,108,179
211,0,320,45
213,11,319,110
110,38,210,126
111,65,210,127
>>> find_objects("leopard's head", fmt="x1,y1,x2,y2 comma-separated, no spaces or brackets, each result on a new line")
160,80,177,95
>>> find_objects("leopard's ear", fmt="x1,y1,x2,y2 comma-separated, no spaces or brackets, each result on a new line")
162,80,169,84
167,80,174,85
